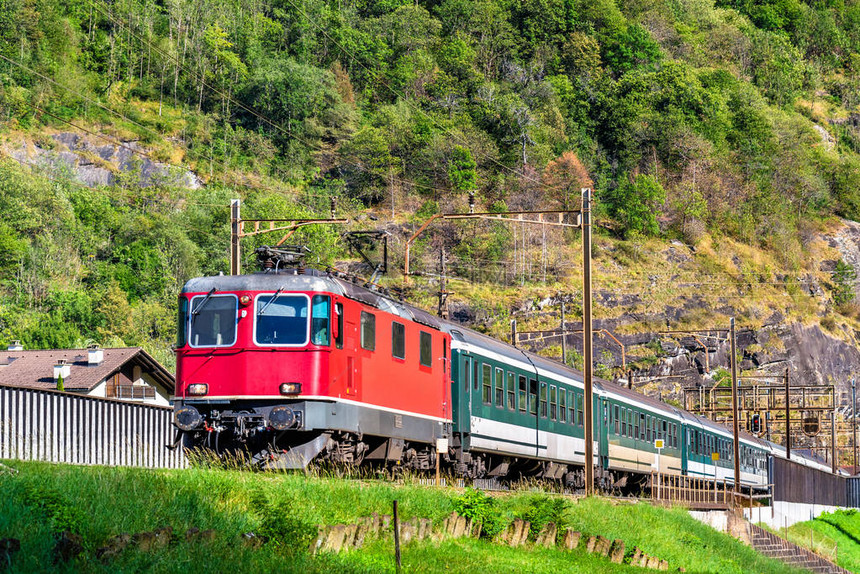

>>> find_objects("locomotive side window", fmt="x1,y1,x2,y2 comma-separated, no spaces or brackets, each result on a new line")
614,406,620,435
335,303,344,349
255,293,309,346
550,386,557,420
507,372,515,410
190,294,238,347
482,364,492,404
392,321,405,359
495,367,504,407
419,331,432,367
360,311,376,351
177,296,188,347
312,295,330,346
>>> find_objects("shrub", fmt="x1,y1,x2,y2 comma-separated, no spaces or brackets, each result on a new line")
22,482,87,537
452,488,503,538
522,495,568,539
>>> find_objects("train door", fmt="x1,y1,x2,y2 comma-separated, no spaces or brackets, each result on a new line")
461,354,473,436
680,424,688,476
345,313,360,398
599,398,609,469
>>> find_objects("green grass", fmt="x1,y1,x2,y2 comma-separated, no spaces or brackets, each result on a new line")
0,461,805,573
780,509,860,572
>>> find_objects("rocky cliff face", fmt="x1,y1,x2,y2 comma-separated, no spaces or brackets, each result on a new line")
4,132,201,189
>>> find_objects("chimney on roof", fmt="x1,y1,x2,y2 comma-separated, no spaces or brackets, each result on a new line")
87,345,104,366
7,340,22,351
54,359,71,381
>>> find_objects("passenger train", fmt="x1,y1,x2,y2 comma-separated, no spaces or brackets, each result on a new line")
173,261,832,491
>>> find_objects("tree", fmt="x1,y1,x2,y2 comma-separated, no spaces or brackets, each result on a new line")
604,174,666,237
448,146,477,194
543,151,593,209
56,373,64,392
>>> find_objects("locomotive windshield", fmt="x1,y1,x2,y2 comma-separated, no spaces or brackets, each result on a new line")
189,294,238,347
255,294,309,345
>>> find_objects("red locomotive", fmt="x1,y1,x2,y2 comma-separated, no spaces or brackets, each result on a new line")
173,249,451,469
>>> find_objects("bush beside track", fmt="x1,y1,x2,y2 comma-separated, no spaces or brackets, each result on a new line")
0,461,808,573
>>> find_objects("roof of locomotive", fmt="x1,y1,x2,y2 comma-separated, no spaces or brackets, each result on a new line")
181,270,443,330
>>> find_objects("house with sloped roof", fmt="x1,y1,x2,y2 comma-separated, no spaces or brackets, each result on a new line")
0,343,174,406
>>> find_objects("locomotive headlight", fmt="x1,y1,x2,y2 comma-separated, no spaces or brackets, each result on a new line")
279,382,302,395
239,295,251,306
175,406,202,431
187,383,209,396
269,406,296,430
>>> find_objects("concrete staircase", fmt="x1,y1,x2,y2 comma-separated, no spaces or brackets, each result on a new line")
748,523,852,573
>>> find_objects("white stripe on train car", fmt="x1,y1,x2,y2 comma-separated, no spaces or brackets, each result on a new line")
469,416,588,463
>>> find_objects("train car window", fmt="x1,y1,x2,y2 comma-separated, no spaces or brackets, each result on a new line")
673,424,678,448
311,295,331,346
620,408,626,436
628,410,634,437
482,364,492,404
614,406,620,435
539,383,547,418
360,311,376,351
646,416,652,442
519,376,527,412
550,386,557,420
495,367,504,407
464,358,470,390
335,303,344,349
507,372,516,410
529,379,538,415
392,322,406,359
559,390,566,422
190,294,239,347
576,393,584,426
640,413,646,441
569,391,576,423
661,420,667,442
419,331,432,367
474,361,479,391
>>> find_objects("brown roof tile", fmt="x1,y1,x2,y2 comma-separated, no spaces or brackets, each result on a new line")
0,348,172,392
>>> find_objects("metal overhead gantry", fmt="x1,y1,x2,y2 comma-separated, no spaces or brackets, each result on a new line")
229,198,349,275
403,201,583,280
406,191,595,493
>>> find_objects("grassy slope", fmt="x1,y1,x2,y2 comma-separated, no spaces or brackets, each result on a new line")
777,509,860,572
0,461,804,574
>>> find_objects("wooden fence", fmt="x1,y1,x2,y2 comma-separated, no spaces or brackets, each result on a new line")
649,472,774,510
0,384,186,469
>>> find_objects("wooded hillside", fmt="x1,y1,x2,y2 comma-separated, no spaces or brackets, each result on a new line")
2,0,860,366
